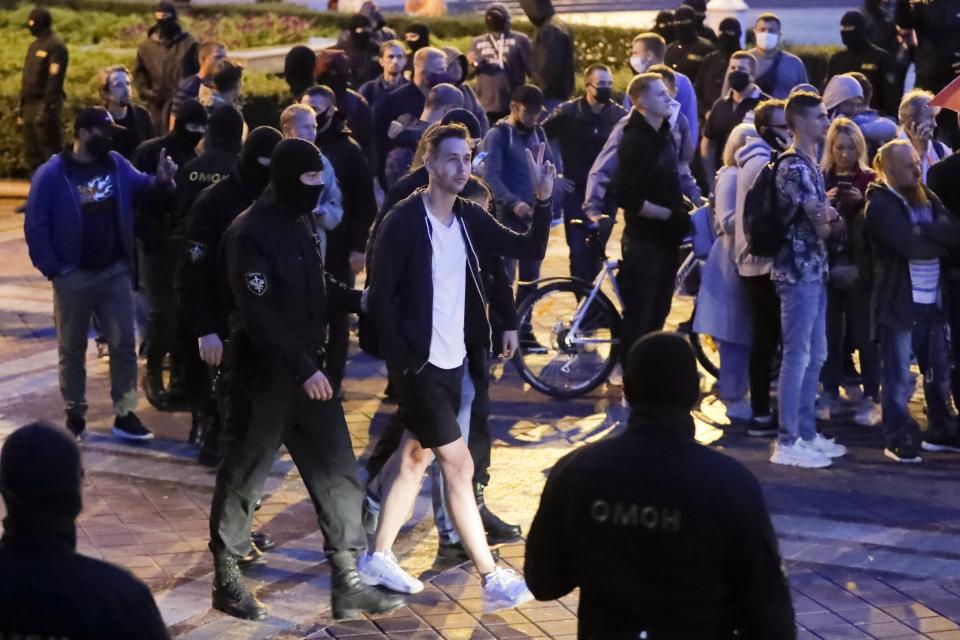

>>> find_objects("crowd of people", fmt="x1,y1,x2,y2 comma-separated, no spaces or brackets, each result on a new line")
11,0,960,634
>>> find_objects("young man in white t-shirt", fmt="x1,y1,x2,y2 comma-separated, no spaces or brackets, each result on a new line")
365,123,555,610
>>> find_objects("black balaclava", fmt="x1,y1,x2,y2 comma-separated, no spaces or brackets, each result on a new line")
653,10,676,44
236,126,283,196
27,8,52,38
405,23,430,54
673,6,699,44
684,0,708,26
840,10,870,51
172,98,208,151
155,1,180,38
624,332,700,429
718,17,742,55
0,422,83,548
267,138,325,216
348,13,373,47
485,5,508,33
206,105,244,152
284,45,318,98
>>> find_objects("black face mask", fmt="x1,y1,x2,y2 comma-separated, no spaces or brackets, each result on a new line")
486,13,506,32
728,70,751,92
179,129,205,150
593,87,613,103
719,32,740,54
841,28,869,50
351,30,371,44
157,17,179,37
86,132,113,162
28,23,45,37
321,74,348,95
675,21,697,43
280,180,324,215
315,109,333,132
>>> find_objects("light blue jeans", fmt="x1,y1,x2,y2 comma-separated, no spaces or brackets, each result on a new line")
776,281,828,445
717,340,750,403
365,367,475,545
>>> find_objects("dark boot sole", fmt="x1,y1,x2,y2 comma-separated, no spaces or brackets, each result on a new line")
212,595,268,621
332,595,405,620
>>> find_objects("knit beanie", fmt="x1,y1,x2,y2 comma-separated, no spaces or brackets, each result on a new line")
623,332,700,412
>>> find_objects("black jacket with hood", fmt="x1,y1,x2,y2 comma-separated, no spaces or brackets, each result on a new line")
469,4,531,116
369,190,550,377
862,182,960,337
134,22,197,112
520,0,574,102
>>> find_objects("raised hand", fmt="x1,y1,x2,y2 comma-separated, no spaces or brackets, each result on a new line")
156,147,178,185
525,142,557,202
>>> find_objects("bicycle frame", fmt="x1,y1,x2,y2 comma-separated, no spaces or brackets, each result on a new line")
566,259,622,346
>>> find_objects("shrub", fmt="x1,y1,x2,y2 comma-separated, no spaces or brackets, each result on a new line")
0,1,838,177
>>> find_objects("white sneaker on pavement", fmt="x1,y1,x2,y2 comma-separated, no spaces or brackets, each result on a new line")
483,566,534,612
770,438,832,468
815,395,837,421
854,397,882,427
812,432,847,458
357,551,424,594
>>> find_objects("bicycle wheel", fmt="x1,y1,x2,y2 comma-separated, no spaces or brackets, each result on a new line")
690,330,720,379
513,279,620,399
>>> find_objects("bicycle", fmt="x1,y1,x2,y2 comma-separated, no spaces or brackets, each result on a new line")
513,218,719,399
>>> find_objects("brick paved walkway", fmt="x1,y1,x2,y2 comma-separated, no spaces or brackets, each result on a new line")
6,201,960,639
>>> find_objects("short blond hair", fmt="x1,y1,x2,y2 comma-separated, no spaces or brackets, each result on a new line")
627,73,663,104
280,103,315,134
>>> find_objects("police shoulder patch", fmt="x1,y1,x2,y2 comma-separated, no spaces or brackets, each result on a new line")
246,272,267,296
186,241,206,264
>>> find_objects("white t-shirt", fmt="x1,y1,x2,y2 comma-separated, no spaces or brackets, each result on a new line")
425,199,468,369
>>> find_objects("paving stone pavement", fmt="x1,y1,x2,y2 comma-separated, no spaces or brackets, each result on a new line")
6,201,960,639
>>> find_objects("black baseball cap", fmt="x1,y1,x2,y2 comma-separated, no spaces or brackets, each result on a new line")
510,84,544,110
74,106,125,134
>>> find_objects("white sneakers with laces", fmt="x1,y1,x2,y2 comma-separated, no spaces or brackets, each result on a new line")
357,551,424,594
770,438,832,468
811,432,847,458
482,566,534,612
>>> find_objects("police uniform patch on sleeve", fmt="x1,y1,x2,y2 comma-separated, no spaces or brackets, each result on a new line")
246,272,267,296
49,62,61,75
186,241,206,264
36,50,48,58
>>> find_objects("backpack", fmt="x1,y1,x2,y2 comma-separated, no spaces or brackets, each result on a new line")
743,150,797,258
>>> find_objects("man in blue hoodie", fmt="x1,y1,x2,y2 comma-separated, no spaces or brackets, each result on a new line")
24,107,177,442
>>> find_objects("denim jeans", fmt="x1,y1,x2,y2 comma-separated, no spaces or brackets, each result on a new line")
365,367,475,545
717,340,750,403
776,280,828,445
880,303,952,447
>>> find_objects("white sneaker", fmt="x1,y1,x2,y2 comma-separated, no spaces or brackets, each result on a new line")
725,398,752,423
854,397,882,427
811,432,847,458
815,395,836,421
357,551,424,594
607,363,623,387
770,438,832,468
483,566,534,612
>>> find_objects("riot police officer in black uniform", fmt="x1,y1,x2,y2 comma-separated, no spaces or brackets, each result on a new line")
176,126,283,466
826,11,900,116
209,138,404,621
525,332,795,639
18,8,68,174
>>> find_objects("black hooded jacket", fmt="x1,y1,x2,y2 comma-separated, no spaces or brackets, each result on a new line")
131,132,200,248
519,0,575,102
224,189,361,381
134,22,198,110
525,413,795,640
895,0,960,92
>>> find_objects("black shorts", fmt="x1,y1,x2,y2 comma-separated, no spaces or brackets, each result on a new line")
401,362,464,449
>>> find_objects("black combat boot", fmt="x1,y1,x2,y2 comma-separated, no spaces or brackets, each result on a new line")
212,553,268,620
142,367,170,411
189,409,213,445
475,482,522,544
329,551,405,620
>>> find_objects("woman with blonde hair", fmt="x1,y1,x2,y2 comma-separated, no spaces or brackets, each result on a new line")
817,117,881,426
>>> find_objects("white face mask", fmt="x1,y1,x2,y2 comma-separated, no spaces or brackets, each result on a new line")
629,55,647,73
668,98,682,127
755,31,780,51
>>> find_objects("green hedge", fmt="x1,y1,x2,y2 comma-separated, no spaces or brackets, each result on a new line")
0,1,837,177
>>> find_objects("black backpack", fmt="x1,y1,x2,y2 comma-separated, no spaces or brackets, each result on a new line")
744,150,798,258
